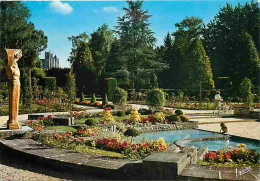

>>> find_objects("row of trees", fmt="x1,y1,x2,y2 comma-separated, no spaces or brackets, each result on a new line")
69,0,259,98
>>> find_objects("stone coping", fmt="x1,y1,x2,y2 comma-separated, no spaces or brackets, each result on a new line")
174,135,229,147
0,138,143,179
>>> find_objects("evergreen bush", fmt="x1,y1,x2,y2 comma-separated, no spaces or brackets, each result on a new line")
146,88,165,110
116,111,126,117
104,78,117,101
102,93,108,105
175,109,183,116
91,93,96,103
85,118,97,126
124,127,141,137
80,92,85,102
113,88,127,106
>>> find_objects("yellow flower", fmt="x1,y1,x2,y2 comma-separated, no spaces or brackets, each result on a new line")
129,109,141,123
154,112,165,121
157,137,167,147
237,143,246,148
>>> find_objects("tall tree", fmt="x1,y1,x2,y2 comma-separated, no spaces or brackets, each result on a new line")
182,38,214,91
231,32,260,90
115,0,166,89
158,32,173,88
68,33,95,95
0,1,47,106
89,24,114,94
202,1,259,89
171,16,213,91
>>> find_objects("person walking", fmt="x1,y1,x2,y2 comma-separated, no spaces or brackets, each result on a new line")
214,91,223,114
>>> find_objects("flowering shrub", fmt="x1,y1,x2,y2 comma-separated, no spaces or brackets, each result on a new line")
95,137,168,159
25,120,43,131
154,112,165,123
204,144,259,165
103,107,115,123
74,99,113,109
74,127,97,137
129,109,141,124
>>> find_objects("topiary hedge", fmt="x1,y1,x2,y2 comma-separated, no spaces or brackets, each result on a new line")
175,109,183,116
43,77,56,91
104,78,117,101
113,88,127,106
146,88,165,110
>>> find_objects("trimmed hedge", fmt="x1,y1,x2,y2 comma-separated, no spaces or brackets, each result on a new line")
104,78,117,101
146,88,165,110
43,77,56,91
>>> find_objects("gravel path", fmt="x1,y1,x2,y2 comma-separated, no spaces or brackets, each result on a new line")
0,150,100,181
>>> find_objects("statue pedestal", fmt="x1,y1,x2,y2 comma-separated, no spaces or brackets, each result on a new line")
8,122,22,129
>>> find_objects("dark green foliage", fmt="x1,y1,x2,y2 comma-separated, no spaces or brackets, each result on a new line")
175,109,183,116
146,88,165,110
85,118,97,126
45,68,71,88
43,77,56,91
68,33,96,96
64,72,76,101
166,115,181,123
114,1,167,89
230,32,260,89
104,78,117,100
203,1,259,91
0,2,47,68
240,78,253,108
116,111,126,117
182,38,214,91
80,92,85,102
20,68,33,106
113,88,127,106
180,115,190,122
102,93,108,105
124,127,141,137
91,93,96,103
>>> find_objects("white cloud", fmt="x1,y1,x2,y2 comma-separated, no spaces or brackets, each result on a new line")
50,0,73,15
102,6,118,13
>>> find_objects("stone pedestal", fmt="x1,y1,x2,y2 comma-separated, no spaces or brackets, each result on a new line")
5,49,22,129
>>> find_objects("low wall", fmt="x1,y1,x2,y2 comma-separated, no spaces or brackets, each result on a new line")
133,121,198,133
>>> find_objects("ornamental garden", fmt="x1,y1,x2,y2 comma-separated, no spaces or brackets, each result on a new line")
0,1,259,180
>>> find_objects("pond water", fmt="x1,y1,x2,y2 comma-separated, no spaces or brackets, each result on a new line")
133,129,220,143
133,129,260,152
184,139,260,153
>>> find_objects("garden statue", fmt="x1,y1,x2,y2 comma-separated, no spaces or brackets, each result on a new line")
5,49,22,129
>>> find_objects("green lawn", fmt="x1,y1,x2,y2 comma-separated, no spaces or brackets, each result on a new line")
44,126,78,132
74,115,148,124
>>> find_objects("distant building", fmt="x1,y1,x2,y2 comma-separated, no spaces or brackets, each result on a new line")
41,51,59,69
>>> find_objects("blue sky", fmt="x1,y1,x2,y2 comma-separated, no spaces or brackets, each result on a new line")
24,0,252,68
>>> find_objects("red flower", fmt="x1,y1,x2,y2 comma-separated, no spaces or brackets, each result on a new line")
38,116,44,121
161,107,165,111
172,108,176,110
47,115,52,119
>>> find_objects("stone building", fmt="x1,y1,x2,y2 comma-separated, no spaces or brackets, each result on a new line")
41,51,59,69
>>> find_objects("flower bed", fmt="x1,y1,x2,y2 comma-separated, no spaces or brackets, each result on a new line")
203,144,259,166
33,126,168,160
74,100,114,109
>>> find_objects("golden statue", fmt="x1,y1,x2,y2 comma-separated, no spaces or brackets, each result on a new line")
5,49,22,129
